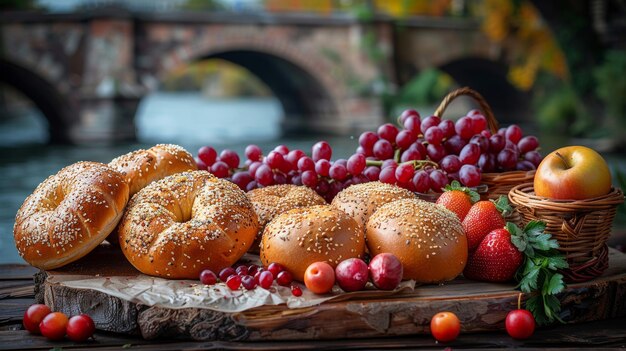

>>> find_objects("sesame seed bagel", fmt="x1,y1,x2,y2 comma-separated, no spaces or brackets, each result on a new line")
109,144,197,197
260,205,365,281
246,184,326,253
118,171,259,279
366,199,467,283
331,181,417,231
13,162,129,270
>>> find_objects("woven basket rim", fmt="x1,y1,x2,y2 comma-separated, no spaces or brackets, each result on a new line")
509,183,624,211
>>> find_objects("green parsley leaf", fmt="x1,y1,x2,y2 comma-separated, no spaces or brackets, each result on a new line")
493,196,513,216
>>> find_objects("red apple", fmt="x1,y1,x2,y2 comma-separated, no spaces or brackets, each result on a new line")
534,146,611,200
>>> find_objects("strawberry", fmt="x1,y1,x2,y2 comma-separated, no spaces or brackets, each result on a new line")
436,180,479,221
462,196,511,251
463,228,523,282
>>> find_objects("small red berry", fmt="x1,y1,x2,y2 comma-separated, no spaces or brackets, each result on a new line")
267,262,284,277
276,271,293,286
219,267,236,282
226,275,242,290
199,269,217,285
23,304,51,334
66,314,96,342
241,275,257,290
258,271,274,289
236,265,249,276
291,285,303,297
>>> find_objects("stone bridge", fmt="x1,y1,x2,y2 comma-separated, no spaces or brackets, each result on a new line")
0,9,526,143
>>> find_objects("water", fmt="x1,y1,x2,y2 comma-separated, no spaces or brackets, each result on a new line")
0,93,359,264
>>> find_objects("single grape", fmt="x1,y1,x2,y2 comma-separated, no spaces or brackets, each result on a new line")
373,139,394,160
400,148,422,162
286,149,306,167
198,146,217,166
455,116,474,140
219,150,240,169
459,143,481,165
444,135,467,155
255,164,274,186
424,126,444,145
478,153,496,172
524,150,543,167
273,172,287,185
516,160,536,171
363,166,381,181
245,145,262,161
334,158,348,167
378,123,399,142
329,164,348,181
412,170,430,193
438,119,456,138
459,164,481,187
395,163,415,183
426,144,446,162
301,170,318,188
489,134,506,153
210,161,230,178
359,131,379,152
276,271,293,286
399,109,420,125
232,172,253,190
381,159,398,169
236,265,249,276
290,173,302,186
316,178,330,194
412,140,427,157
429,170,449,192
241,275,257,290
505,125,523,143
200,269,217,285
315,159,331,177
347,154,366,175
497,149,518,170
258,271,274,289
312,141,332,161
440,155,462,173
352,174,369,185
291,285,303,297
273,144,289,155
470,135,489,153
265,151,284,169
219,267,236,282
517,136,539,154
403,115,421,135
245,181,257,191
195,157,208,171
420,116,441,134
297,156,315,172
379,167,397,184
470,114,488,134
396,130,417,150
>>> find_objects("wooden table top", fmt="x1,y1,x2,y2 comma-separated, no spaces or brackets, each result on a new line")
1,263,625,350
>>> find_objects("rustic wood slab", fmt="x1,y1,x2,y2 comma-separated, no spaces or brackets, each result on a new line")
38,245,626,341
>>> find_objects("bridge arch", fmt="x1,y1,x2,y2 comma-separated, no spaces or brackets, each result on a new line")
0,59,74,143
148,34,345,133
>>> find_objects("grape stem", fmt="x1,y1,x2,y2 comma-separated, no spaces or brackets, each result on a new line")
365,159,438,170
393,148,401,163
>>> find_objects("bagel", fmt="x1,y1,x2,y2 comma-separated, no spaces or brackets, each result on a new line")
260,205,365,281
13,162,129,270
366,198,467,283
331,181,417,231
246,184,326,252
118,171,259,279
109,144,196,196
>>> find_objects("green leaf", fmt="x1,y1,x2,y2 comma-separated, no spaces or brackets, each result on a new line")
546,255,569,270
525,295,550,325
545,273,565,295
493,196,513,216
524,220,546,236
519,264,540,292
507,222,527,252
443,180,480,203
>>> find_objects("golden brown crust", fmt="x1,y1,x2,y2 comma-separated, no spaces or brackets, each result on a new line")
109,144,197,196
260,205,365,281
246,185,326,253
118,171,259,279
13,162,129,270
366,198,467,283
331,181,417,230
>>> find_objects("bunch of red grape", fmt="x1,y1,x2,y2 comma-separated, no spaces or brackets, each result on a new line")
194,108,542,201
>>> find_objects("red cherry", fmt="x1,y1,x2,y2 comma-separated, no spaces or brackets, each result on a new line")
23,304,51,334
39,312,69,341
66,314,96,342
505,309,535,339
291,285,303,297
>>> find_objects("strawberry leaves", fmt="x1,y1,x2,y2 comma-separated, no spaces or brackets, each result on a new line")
444,180,480,203
493,195,513,217
509,220,568,325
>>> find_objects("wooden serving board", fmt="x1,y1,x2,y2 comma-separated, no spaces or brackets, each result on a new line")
36,245,626,341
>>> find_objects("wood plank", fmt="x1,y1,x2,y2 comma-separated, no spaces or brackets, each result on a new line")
0,265,38,280
37,246,626,341
0,298,34,325
0,317,625,350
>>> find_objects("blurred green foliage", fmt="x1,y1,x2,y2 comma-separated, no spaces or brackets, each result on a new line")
394,68,454,107
594,50,626,137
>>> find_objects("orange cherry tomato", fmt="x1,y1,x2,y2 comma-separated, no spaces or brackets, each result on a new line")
430,311,461,342
304,262,335,294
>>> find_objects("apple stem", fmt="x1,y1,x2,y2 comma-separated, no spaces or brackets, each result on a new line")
555,152,570,169
518,293,522,310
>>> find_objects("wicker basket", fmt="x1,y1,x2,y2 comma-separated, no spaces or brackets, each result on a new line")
433,87,531,227
509,183,624,282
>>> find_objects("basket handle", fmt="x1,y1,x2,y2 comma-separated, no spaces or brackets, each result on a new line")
434,87,500,134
